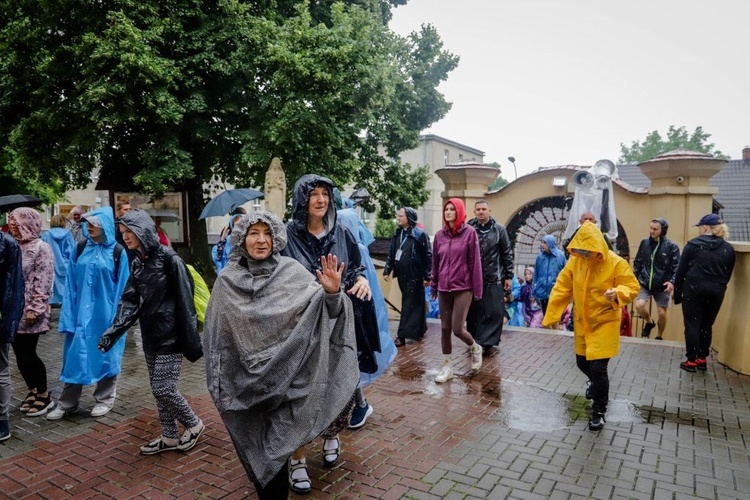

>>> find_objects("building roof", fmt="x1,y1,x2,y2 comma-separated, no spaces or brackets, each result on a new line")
617,158,750,241
419,134,485,156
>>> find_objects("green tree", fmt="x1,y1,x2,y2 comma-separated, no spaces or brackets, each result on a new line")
618,125,728,163
0,0,456,270
487,161,509,191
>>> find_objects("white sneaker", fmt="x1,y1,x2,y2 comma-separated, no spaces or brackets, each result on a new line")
435,363,453,383
46,407,69,421
90,404,112,418
470,343,483,372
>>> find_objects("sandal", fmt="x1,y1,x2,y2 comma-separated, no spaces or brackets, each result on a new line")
394,337,406,348
20,391,37,413
26,393,53,417
322,437,340,467
288,458,311,494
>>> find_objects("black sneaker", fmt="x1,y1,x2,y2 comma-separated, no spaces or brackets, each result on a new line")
588,412,605,431
0,420,10,442
641,322,656,338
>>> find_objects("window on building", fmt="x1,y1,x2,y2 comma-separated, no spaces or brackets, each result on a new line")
458,153,464,161
444,149,450,165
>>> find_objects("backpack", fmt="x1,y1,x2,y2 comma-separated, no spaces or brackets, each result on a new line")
75,240,125,279
187,264,210,324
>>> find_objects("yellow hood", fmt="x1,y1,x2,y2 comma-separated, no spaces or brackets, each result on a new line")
567,221,609,260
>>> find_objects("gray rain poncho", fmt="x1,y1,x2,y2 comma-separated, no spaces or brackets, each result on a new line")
203,211,359,487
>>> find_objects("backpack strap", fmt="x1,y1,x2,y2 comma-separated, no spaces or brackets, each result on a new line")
75,239,125,280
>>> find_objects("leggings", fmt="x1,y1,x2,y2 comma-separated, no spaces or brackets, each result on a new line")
437,290,474,354
321,395,355,439
145,353,201,439
576,355,610,414
12,333,48,394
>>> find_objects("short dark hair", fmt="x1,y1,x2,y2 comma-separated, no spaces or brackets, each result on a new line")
474,199,489,207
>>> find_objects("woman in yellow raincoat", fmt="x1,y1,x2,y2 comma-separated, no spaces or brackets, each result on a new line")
542,221,639,431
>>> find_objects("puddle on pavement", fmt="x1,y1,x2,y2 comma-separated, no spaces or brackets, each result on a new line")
492,381,648,431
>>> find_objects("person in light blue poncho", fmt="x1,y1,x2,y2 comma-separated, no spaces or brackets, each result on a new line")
211,209,245,274
335,192,397,430
41,214,75,307
49,206,130,420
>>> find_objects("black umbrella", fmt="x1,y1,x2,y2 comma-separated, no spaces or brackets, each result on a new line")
199,188,264,220
0,194,42,212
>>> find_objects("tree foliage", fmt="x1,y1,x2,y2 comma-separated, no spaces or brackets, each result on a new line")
486,161,508,191
618,126,728,163
0,0,457,266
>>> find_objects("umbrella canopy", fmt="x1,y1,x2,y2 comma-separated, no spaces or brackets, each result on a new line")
0,194,42,212
199,188,264,219
146,208,182,222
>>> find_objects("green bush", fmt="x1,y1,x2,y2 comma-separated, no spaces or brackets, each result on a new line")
375,217,398,238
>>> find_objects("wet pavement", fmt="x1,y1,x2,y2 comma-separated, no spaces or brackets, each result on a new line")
1,313,749,499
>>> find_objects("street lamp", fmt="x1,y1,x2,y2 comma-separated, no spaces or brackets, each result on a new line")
507,156,517,180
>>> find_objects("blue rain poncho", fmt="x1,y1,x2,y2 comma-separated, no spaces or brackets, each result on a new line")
41,227,75,306
337,206,397,387
58,206,131,384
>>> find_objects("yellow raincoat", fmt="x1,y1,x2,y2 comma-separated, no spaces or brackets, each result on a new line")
542,222,639,360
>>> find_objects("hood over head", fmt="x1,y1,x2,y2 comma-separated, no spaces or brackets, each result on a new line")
403,207,418,228
230,210,287,259
541,234,559,253
81,206,117,245
118,208,160,255
291,174,337,229
524,266,535,282
8,207,42,242
68,205,83,220
567,221,610,260
443,198,467,234
652,218,669,237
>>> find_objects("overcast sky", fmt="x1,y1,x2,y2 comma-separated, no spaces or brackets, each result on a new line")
389,0,749,178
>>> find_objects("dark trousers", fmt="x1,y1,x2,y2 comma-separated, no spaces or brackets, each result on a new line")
681,282,726,361
253,463,289,500
576,355,609,414
11,333,48,393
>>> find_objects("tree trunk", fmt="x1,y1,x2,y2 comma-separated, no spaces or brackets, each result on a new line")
183,175,215,286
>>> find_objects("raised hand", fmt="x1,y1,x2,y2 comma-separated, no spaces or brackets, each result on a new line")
316,254,344,294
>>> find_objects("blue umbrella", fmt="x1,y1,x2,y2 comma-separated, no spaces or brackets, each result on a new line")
199,188,264,219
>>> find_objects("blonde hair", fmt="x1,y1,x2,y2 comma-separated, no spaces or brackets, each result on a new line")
50,214,68,228
711,223,729,239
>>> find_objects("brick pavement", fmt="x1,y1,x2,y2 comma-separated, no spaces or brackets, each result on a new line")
1,314,749,499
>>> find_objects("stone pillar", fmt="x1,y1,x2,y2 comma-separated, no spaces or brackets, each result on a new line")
435,163,499,211
638,149,726,244
263,157,286,219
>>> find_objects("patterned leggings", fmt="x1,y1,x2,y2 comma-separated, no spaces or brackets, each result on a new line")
145,353,201,439
321,395,355,439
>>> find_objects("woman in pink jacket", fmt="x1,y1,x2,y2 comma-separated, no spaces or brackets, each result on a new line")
429,198,484,383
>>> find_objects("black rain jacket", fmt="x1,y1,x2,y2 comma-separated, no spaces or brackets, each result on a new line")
0,233,25,343
468,217,514,285
101,209,198,357
673,234,735,304
632,236,680,293
282,174,381,373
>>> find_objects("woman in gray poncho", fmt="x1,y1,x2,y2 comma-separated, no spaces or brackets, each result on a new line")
204,211,359,499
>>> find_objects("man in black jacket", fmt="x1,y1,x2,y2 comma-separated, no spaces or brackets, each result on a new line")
632,218,681,339
467,200,514,355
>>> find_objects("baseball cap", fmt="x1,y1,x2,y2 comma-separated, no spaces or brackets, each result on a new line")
695,213,721,226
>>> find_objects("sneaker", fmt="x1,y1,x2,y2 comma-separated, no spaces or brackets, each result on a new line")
585,380,593,400
695,358,707,371
680,360,697,373
588,412,605,431
435,362,453,383
140,436,179,455
46,406,77,421
289,458,311,494
641,322,656,338
177,421,205,451
348,403,373,429
0,420,10,442
90,404,112,418
470,343,483,372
